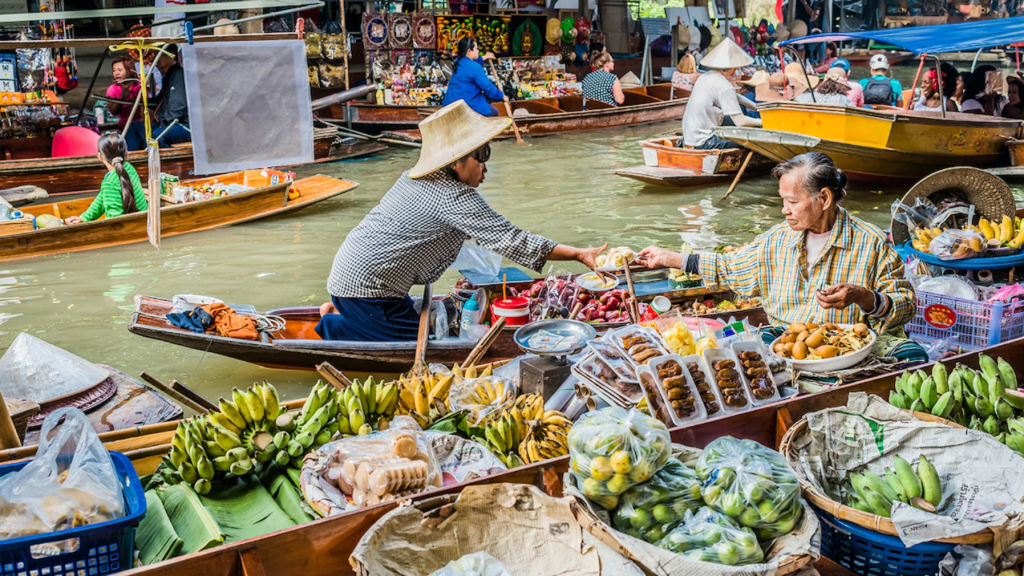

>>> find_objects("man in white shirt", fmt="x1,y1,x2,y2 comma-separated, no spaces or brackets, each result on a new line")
681,39,762,149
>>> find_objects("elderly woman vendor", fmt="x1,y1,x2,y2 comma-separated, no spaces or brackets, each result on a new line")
317,101,607,341
638,152,916,335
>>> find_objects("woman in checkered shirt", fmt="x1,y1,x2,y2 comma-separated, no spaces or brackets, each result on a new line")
316,101,609,342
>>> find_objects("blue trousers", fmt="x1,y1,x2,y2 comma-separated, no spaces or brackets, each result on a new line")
124,121,192,151
314,295,420,342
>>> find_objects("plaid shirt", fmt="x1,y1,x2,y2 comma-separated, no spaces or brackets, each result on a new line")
328,171,557,299
698,207,915,332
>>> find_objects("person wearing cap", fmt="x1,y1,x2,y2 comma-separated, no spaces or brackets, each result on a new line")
125,44,191,151
794,68,854,107
317,101,608,342
680,39,761,150
829,59,863,107
858,54,903,107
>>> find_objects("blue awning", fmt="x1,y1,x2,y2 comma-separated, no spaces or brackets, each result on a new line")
780,16,1024,54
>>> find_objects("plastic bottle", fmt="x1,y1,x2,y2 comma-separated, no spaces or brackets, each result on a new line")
459,296,480,340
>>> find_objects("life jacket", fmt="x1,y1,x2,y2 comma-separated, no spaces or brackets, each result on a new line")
864,77,895,105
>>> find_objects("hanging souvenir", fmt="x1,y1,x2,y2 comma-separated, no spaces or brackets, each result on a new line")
512,19,542,56
389,13,413,50
305,31,323,59
412,13,437,49
436,15,473,53
544,18,561,55
363,13,389,50
473,16,510,55
574,16,591,38
321,32,347,61
559,17,576,43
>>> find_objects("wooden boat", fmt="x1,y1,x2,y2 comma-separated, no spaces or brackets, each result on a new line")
717,102,1021,182
614,138,775,188
324,84,689,138
2,171,358,262
840,49,913,66
0,128,384,197
102,330,1022,575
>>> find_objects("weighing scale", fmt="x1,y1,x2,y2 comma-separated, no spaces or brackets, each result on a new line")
512,319,596,399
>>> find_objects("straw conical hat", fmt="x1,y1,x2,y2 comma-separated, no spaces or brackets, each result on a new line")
784,61,819,89
409,101,511,179
787,19,808,39
700,38,753,70
0,333,109,404
741,69,771,87
620,71,641,89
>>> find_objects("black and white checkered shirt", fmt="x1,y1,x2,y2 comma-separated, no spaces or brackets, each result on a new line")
328,170,557,299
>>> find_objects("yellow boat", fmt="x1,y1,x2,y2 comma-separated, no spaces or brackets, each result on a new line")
718,103,1021,183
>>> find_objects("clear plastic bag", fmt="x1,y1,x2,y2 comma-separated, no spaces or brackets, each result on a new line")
694,436,803,540
430,551,513,576
891,197,939,232
447,376,517,427
567,407,672,510
656,507,765,566
929,229,986,261
0,408,124,540
905,259,979,300
450,242,502,278
526,273,579,321
611,458,704,543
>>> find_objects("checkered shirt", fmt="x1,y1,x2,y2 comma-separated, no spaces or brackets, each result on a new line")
328,171,557,299
698,207,915,333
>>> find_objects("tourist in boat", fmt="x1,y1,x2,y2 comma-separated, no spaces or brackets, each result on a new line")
671,53,700,92
738,70,771,119
65,133,148,224
1002,77,1024,119
680,39,760,150
914,66,958,113
636,152,915,336
124,44,191,151
104,56,141,130
794,69,854,107
581,51,624,106
859,54,902,107
812,42,839,73
952,72,972,109
961,65,1008,116
316,101,609,342
829,59,863,107
441,37,507,117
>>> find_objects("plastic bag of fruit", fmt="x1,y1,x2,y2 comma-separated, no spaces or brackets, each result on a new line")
568,406,672,510
611,458,704,544
695,437,803,540
656,507,765,566
928,229,985,260
447,376,517,427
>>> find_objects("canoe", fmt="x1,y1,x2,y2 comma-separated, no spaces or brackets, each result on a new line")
0,128,384,197
717,102,1021,182
324,84,689,138
614,138,775,188
840,50,913,66
2,171,358,262
108,330,1021,575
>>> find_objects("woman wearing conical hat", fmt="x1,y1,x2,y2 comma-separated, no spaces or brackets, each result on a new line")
317,101,608,341
680,39,761,150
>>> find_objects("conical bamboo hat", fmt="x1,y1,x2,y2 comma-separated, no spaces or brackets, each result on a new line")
0,333,109,404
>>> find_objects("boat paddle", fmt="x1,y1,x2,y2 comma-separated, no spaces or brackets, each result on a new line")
488,60,529,146
722,151,754,201
412,283,434,378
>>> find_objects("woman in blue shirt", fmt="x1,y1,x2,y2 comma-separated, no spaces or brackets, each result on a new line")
442,38,508,117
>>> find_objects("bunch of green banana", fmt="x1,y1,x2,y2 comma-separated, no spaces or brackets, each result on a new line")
846,455,942,518
477,413,525,468
273,381,341,469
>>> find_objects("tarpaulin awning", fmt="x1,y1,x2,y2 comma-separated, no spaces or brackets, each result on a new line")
780,16,1024,54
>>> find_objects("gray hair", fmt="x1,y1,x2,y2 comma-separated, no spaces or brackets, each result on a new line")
771,152,847,202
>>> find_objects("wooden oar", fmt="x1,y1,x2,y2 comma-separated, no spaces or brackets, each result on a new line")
140,372,211,414
722,151,754,200
461,317,507,369
316,362,354,391
487,60,528,146
412,284,434,377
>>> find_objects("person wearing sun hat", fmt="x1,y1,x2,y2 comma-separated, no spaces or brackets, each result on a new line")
829,58,864,107
680,38,761,149
317,101,609,342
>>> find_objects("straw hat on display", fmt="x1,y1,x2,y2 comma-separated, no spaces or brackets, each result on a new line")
676,20,692,51
784,61,819,89
700,38,753,70
409,101,511,179
824,67,850,87
755,71,806,101
741,69,771,88
775,26,791,42
787,19,808,39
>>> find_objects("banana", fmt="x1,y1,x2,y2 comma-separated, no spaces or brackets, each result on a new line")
997,358,1024,409
997,397,1017,421
414,382,428,416
197,455,215,480
203,441,226,458
884,468,909,503
259,381,281,421
295,431,315,449
358,423,372,435
920,377,938,410
980,354,999,381
893,455,923,499
909,398,925,413
179,461,199,484
932,363,948,395
232,387,254,424
210,425,242,452
365,379,377,415
980,218,997,241
950,369,964,403
918,455,942,507
862,470,899,502
226,447,248,462
906,371,923,400
485,425,507,453
971,372,987,397
348,407,365,432
427,375,455,406
275,450,291,467
931,391,954,419
194,479,212,496
217,399,247,431
273,431,291,450
984,415,1002,436
977,396,995,418
212,456,232,472
315,428,332,446
230,459,252,476
862,487,893,518
300,383,326,425
170,445,187,468
245,387,265,423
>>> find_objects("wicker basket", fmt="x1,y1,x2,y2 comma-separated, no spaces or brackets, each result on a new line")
778,409,992,545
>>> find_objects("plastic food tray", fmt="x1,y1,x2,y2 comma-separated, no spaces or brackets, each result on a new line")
647,354,707,425
730,340,782,407
586,339,638,383
607,325,671,366
571,355,635,408
701,347,754,413
678,354,726,418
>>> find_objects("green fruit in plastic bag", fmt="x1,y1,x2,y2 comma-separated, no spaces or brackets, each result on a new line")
653,503,675,524
643,525,666,543
721,492,745,517
715,541,741,565
630,507,655,530
702,485,724,506
739,507,761,528
582,477,602,498
629,459,653,482
758,499,783,523
590,494,619,510
606,473,630,495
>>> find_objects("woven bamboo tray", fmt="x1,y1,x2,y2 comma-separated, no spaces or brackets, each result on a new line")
778,408,993,545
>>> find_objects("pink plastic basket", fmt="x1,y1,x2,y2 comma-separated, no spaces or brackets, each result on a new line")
907,290,1024,349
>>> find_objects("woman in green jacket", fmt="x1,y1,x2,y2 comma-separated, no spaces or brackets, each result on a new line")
66,133,148,224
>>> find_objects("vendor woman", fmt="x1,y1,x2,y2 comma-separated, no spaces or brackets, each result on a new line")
318,100,607,341
441,37,508,117
637,152,916,336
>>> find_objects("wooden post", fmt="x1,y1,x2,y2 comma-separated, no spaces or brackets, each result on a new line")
460,317,507,369
140,372,210,414
0,391,22,450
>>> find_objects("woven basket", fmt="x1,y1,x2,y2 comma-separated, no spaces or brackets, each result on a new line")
778,409,993,545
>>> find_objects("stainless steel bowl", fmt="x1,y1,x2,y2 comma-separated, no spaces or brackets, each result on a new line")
513,319,597,356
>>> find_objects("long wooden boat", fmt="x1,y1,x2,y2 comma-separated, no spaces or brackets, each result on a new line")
717,102,1021,182
0,128,384,197
325,84,689,139
615,138,775,188
104,330,1024,575
2,171,358,261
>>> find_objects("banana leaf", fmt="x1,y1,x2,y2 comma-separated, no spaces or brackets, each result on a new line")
158,484,224,555
198,476,296,544
136,491,184,565
266,469,316,524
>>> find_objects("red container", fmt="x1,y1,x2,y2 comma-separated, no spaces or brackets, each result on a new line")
491,297,530,326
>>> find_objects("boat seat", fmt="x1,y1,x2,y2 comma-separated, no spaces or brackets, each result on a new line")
272,338,477,351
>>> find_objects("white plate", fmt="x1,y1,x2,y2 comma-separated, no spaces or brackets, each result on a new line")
576,272,620,292
768,324,876,373
596,257,636,273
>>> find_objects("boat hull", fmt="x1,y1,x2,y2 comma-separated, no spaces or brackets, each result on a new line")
615,139,774,188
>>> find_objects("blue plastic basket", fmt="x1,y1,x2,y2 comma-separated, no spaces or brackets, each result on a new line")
813,505,955,576
0,451,146,576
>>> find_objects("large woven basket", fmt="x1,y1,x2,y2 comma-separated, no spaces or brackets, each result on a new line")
778,409,992,545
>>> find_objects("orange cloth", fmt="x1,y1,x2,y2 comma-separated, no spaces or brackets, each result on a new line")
200,303,259,341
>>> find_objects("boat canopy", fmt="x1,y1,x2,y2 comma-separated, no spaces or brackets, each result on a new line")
780,16,1024,54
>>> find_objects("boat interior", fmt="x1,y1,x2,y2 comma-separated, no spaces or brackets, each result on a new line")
493,83,689,117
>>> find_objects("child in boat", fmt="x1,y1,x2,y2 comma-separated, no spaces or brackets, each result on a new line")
66,133,148,224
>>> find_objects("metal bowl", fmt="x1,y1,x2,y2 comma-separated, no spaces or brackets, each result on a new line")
513,319,597,356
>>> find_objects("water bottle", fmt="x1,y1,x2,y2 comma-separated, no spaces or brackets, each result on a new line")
459,296,480,340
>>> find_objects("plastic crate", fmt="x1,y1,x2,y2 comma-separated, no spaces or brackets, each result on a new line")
0,451,145,576
906,290,1024,350
813,505,955,576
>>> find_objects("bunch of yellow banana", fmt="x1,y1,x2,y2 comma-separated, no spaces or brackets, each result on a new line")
480,414,526,468
395,370,456,428
976,215,1024,248
518,410,572,465
910,226,944,252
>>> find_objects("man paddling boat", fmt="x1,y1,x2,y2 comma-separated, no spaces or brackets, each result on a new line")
680,39,761,150
317,101,607,342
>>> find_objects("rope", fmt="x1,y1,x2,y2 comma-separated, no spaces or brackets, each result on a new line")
253,314,286,334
